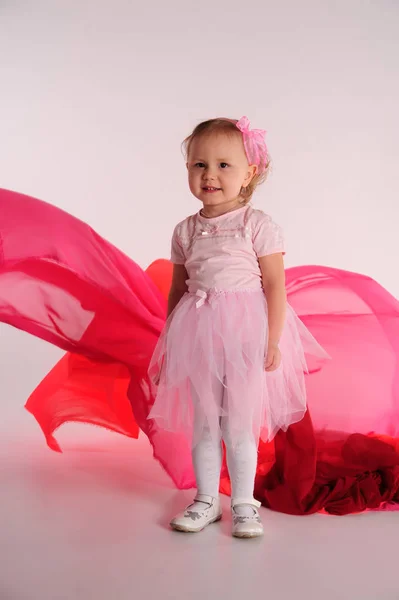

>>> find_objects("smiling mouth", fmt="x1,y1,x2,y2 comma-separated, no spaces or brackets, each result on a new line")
202,187,221,192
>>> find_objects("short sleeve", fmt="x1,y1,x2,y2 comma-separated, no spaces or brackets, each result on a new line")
170,224,186,264
252,213,285,257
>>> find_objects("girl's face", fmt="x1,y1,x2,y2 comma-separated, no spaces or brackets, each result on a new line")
187,133,256,212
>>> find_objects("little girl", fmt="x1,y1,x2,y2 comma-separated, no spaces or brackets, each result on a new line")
148,116,325,538
1,126,397,524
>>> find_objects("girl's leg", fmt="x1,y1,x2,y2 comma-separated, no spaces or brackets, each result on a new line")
169,377,224,532
191,375,224,498
191,424,223,498
221,380,264,538
221,416,258,503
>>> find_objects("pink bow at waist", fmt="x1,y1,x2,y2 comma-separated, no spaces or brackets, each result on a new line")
195,289,207,308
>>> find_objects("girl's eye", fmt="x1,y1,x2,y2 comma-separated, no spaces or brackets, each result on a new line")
220,163,229,169
194,162,205,168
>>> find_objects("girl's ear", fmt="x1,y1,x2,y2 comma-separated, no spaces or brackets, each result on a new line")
244,164,257,185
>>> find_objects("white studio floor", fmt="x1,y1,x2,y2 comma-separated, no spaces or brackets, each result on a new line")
0,424,398,600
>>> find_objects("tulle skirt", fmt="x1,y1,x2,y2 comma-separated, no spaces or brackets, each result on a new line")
148,289,328,448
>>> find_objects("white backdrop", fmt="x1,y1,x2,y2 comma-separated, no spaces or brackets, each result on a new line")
0,0,398,431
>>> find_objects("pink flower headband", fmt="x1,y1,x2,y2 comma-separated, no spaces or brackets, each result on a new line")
235,116,269,175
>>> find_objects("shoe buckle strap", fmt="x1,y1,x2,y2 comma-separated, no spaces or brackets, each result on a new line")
194,494,216,506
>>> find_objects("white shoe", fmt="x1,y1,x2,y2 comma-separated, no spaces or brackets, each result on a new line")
231,498,264,539
170,494,222,533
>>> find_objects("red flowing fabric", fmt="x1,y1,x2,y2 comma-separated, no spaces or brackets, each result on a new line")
1,188,398,515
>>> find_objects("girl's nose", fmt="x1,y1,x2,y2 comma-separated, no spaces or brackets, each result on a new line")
202,167,216,180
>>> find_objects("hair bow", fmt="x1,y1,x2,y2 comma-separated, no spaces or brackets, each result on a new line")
236,116,269,174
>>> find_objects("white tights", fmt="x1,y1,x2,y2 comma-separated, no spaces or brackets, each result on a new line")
191,381,258,503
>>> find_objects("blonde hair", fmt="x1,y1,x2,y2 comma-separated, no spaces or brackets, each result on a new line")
182,118,270,203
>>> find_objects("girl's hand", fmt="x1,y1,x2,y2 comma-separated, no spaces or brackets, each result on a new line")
265,343,282,372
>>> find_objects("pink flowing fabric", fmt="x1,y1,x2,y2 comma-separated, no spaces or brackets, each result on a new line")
1,188,398,514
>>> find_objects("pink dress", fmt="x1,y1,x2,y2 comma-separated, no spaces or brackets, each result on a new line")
148,205,328,448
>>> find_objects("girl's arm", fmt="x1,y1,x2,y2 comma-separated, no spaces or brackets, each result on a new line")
258,253,286,371
168,264,189,317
